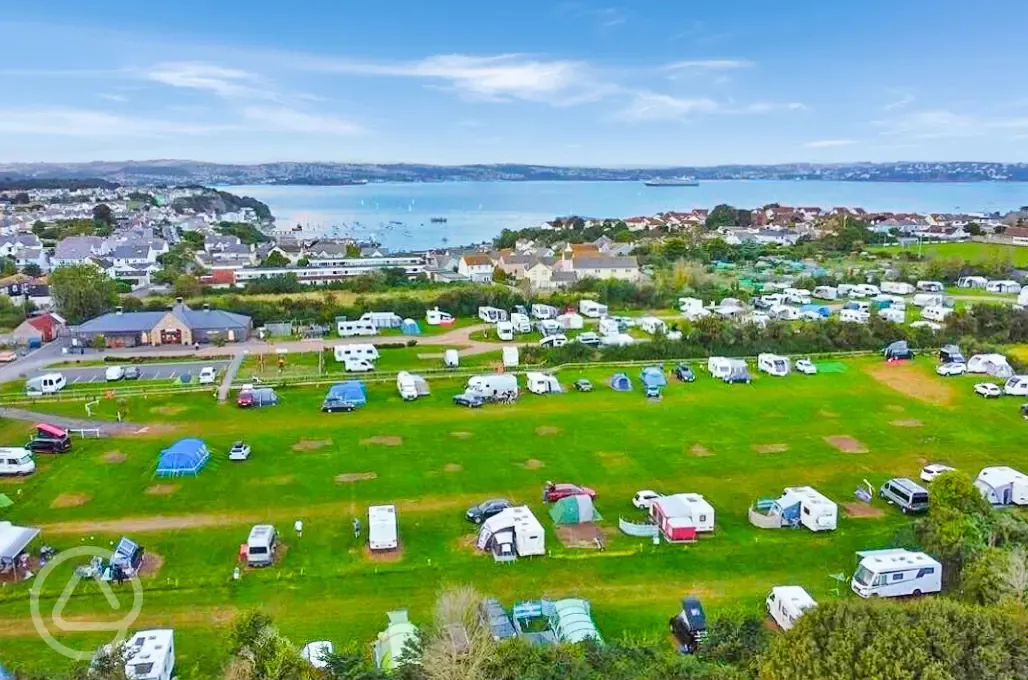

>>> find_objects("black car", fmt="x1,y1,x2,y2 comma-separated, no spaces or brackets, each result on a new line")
674,364,696,382
884,340,915,361
123,366,141,380
465,498,513,524
321,398,357,413
669,596,708,653
453,392,485,408
27,434,72,454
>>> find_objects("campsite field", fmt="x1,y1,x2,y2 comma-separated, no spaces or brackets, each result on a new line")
877,241,1028,267
1,355,1026,675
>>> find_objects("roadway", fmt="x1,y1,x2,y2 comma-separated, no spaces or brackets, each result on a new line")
26,360,231,386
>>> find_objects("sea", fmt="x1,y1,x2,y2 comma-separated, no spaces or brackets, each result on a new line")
221,181,1028,251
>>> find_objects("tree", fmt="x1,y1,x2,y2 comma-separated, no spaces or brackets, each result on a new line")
964,222,983,236
90,334,107,351
179,230,205,249
295,257,311,267
420,586,495,680
346,244,362,257
705,204,738,229
173,274,202,299
22,263,42,277
261,251,291,268
50,264,118,324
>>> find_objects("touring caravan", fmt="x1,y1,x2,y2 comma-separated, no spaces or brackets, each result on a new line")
443,349,460,368
579,300,608,318
766,586,816,631
360,312,403,329
0,448,35,476
986,280,1022,294
396,371,430,401
912,293,944,308
975,466,1028,506
708,357,747,380
812,286,838,300
476,506,545,560
922,306,952,322
334,344,379,363
878,307,906,323
510,313,532,333
466,374,519,399
531,304,558,320
839,308,870,324
536,319,563,337
836,283,856,298
598,317,619,336
769,305,800,321
967,353,1013,378
496,321,515,341
750,487,837,532
638,316,667,335
758,354,790,377
337,318,378,337
851,549,942,598
122,629,176,680
25,373,66,395
526,372,562,395
855,284,880,297
1005,376,1028,396
650,493,716,542
425,307,455,326
246,525,277,567
1019,288,1028,308
917,281,944,293
369,505,398,551
556,312,585,330
478,306,509,324
502,346,519,368
679,297,706,314
882,281,916,295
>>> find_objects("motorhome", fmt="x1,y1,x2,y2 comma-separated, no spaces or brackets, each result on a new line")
975,466,1028,506
812,285,838,300
916,281,944,293
536,319,563,336
122,629,175,680
758,354,790,377
525,372,562,395
396,372,429,401
476,506,545,559
466,374,519,399
967,353,1013,377
556,312,585,330
957,276,988,289
337,319,378,337
878,307,906,323
766,586,816,631
246,525,277,567
478,306,509,324
598,317,619,336
425,307,455,326
882,281,916,295
986,280,1022,294
708,357,747,380
579,299,608,318
369,505,398,551
502,346,519,368
638,316,667,335
510,313,532,333
496,321,515,341
1004,376,1028,396
359,312,402,329
839,308,870,323
531,304,558,320
443,349,460,368
850,549,942,598
0,447,35,476
25,373,66,395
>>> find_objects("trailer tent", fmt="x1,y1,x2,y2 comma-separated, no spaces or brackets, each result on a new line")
155,438,210,477
400,318,421,335
549,495,602,524
609,373,632,391
640,366,667,388
325,381,367,406
373,610,418,671
111,536,144,571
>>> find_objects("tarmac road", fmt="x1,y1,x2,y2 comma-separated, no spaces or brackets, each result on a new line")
26,360,231,386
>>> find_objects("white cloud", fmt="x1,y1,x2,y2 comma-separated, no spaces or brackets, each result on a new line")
874,110,985,139
662,59,754,72
98,93,128,103
738,101,806,114
143,62,268,99
614,92,719,121
804,139,857,148
883,92,915,111
241,106,364,135
0,108,228,137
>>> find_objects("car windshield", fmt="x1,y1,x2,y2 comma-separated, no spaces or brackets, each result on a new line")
16,455,32,464
853,566,874,586
249,546,267,555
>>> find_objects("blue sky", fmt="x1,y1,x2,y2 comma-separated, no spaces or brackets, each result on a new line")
3,0,1028,165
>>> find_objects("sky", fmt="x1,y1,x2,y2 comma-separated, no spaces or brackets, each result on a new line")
2,0,1028,166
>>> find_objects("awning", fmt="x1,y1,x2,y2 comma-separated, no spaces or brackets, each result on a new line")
35,423,66,438
0,521,40,560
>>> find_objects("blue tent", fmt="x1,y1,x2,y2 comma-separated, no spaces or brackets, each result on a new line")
800,304,831,318
400,318,421,335
156,438,210,477
640,366,667,388
609,373,632,392
0,663,11,680
327,381,367,406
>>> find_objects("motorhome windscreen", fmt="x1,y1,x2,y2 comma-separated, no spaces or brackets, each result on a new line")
853,566,873,586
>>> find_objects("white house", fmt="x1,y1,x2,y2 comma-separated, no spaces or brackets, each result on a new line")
457,254,495,283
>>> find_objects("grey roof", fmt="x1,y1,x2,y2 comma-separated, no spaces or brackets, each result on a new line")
54,236,103,260
76,303,251,334
573,256,638,270
111,245,151,260
551,271,578,282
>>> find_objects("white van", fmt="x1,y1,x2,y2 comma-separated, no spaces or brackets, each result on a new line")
0,448,35,476
343,357,375,373
246,525,277,567
496,321,514,341
466,374,518,398
1004,376,1028,396
579,300,608,318
510,313,531,333
369,505,398,551
766,586,816,631
25,372,66,395
758,354,790,377
921,306,952,322
337,319,378,337
851,549,942,598
333,344,380,362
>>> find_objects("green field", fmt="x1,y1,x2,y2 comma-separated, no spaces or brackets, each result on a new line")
879,241,1028,266
1,355,1026,676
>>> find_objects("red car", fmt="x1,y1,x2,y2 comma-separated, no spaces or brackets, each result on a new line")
542,482,597,503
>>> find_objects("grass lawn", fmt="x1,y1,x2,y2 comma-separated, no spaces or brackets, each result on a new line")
878,242,1028,267
1,355,1026,675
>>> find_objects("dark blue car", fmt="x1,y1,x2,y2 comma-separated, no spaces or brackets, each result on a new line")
674,364,696,382
453,392,485,408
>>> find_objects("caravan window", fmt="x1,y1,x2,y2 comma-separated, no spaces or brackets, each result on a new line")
917,567,935,577
802,506,810,515
891,573,904,582
873,574,887,587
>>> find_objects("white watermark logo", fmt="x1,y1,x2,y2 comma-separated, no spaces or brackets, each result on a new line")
29,546,144,661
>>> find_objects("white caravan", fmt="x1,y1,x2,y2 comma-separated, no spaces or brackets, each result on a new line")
967,353,1013,378
396,371,429,401
496,321,515,341
579,299,608,318
855,284,880,297
360,312,403,329
502,346,519,368
812,286,838,300
1019,289,1028,308
851,549,942,598
882,281,916,295
779,486,837,531
986,280,1022,294
921,306,952,322
334,344,380,362
476,506,545,558
766,586,816,631
478,306,509,324
878,307,906,324
836,283,856,298
443,349,460,368
708,357,747,380
525,372,562,395
122,629,175,680
975,466,1028,506
510,313,532,333
531,303,558,320
536,319,563,336
912,293,944,308
556,312,585,330
466,374,519,398
875,294,906,309
0,448,35,476
337,319,378,337
1005,376,1028,396
369,505,398,551
638,316,667,335
758,354,790,377
599,333,634,347
916,281,945,293
598,317,620,336
839,309,870,324
425,307,454,325
769,305,800,321
679,296,706,314
25,372,66,395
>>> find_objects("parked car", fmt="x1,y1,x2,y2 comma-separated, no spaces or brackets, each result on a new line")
920,463,956,483
574,378,593,392
884,341,915,361
936,362,967,377
228,441,252,461
794,359,817,375
723,369,752,385
645,385,662,399
674,364,696,382
879,478,930,514
543,482,596,502
453,392,485,408
198,366,218,384
104,365,125,382
321,398,358,413
465,498,513,524
632,490,662,510
123,366,141,380
975,382,1003,398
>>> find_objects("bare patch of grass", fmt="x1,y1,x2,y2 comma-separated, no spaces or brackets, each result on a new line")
824,435,869,454
689,445,713,457
248,475,295,486
865,363,954,406
102,451,127,464
753,444,789,454
443,463,463,473
450,432,473,439
596,451,629,469
144,484,179,496
535,426,562,436
520,459,545,469
137,552,165,578
150,406,186,416
845,503,885,518
891,419,924,428
292,439,332,452
817,410,839,418
361,436,403,447
335,472,378,483
363,544,404,563
50,493,91,509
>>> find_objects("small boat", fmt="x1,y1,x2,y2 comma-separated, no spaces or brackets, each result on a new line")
643,177,699,187
430,217,448,223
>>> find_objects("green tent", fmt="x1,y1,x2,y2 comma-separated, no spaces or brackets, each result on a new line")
549,495,601,524
0,494,12,509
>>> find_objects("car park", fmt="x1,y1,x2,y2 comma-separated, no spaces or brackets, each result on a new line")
936,362,967,376
975,382,1003,398
920,463,956,483
674,364,696,382
105,365,125,382
123,366,141,380
632,490,662,510
543,482,596,502
574,379,593,392
465,498,513,524
228,441,251,461
794,359,817,375
453,392,485,408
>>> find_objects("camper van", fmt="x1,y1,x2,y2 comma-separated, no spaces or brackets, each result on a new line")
708,357,747,380
337,319,378,337
839,308,870,323
525,372,562,395
975,466,1028,506
496,321,515,341
917,281,945,293
478,306,509,324
246,525,277,567
369,505,398,551
531,304,558,320
502,346,519,368
765,586,816,631
396,372,429,401
466,374,519,399
878,307,906,323
882,281,916,295
443,349,460,368
333,344,380,363
921,306,952,322
758,354,790,377
851,549,942,598
1004,376,1028,396
812,286,838,300
879,478,930,514
122,629,176,680
510,313,531,333
25,373,66,395
579,299,608,318
425,307,454,326
0,447,35,476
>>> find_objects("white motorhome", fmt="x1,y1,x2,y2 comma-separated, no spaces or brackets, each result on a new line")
369,505,398,551
425,307,454,326
0,448,35,476
708,357,747,380
122,629,175,680
758,354,790,377
476,506,545,558
579,299,608,318
921,306,952,322
396,371,429,401
765,586,816,631
510,313,532,333
975,466,1028,506
986,280,1022,294
638,316,667,335
443,349,460,368
478,306,509,324
496,321,515,341
839,309,870,324
502,346,519,368
531,304,558,320
25,373,66,395
851,549,942,598
916,280,944,293
246,525,277,567
360,312,403,329
1005,376,1028,396
337,319,378,337
334,344,379,362
967,353,1013,378
812,286,838,300
878,307,906,324
912,293,944,308
467,374,519,398
525,372,561,395
598,317,619,336
881,281,916,295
